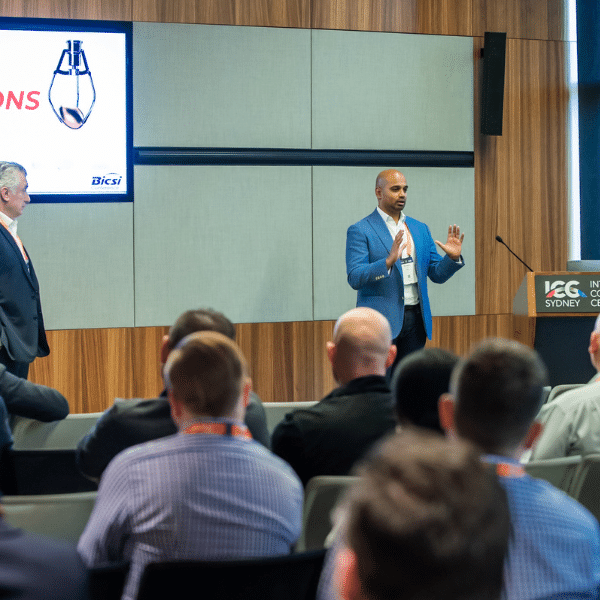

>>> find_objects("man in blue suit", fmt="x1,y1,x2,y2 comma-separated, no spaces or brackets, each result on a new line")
346,169,464,370
0,162,49,379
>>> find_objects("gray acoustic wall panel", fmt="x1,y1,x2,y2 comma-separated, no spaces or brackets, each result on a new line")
17,203,134,329
312,166,475,322
133,165,313,326
312,30,473,151
133,23,311,148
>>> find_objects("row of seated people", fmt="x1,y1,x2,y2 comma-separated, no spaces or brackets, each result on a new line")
0,307,599,599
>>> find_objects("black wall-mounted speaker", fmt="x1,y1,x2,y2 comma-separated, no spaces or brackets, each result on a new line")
481,32,507,136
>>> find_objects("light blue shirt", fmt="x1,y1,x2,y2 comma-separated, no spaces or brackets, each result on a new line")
317,455,600,600
485,454,600,600
78,425,303,600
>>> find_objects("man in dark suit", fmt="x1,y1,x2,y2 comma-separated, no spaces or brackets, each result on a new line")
0,162,49,379
76,308,270,482
271,307,397,486
346,169,464,369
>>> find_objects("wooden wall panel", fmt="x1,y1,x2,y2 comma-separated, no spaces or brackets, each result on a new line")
428,314,535,356
2,0,132,20
473,0,566,41
29,316,533,414
474,37,568,315
132,0,310,27
416,0,473,36
29,323,338,413
311,0,418,32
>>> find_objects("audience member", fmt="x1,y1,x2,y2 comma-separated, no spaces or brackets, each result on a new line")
391,347,459,433
78,330,302,600
0,364,70,493
439,338,600,600
333,429,510,600
0,503,89,600
529,313,600,460
271,308,397,486
0,362,69,448
76,308,269,482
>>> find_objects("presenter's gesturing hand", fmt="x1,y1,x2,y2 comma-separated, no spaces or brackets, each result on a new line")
385,230,404,270
435,225,464,261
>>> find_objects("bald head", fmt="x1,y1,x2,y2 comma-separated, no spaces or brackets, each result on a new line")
589,314,600,372
328,308,396,384
376,169,404,189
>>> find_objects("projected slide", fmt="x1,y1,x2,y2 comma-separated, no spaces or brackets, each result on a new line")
0,20,131,201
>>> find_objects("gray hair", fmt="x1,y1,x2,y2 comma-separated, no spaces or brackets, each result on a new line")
0,162,27,192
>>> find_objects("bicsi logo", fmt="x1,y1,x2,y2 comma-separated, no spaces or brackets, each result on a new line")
0,91,40,110
91,173,123,187
545,280,587,299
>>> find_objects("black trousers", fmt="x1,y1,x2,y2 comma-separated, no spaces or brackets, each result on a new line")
389,304,427,379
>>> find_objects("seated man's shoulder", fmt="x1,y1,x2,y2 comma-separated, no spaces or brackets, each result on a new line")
545,381,600,413
508,474,599,534
100,396,176,438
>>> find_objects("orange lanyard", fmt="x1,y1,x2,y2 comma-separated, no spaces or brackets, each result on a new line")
184,422,252,439
0,218,28,263
400,220,414,257
495,462,525,478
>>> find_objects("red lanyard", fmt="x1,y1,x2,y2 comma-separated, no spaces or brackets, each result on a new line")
184,422,252,439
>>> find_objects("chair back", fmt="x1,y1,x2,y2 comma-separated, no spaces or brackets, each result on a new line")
296,475,358,552
1,491,97,543
11,413,104,450
264,402,317,435
524,456,583,494
136,549,327,600
569,454,600,521
89,562,130,600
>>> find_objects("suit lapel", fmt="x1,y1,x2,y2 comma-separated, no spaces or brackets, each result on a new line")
0,224,35,287
366,209,393,254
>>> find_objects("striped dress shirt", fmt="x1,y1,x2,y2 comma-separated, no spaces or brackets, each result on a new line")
78,425,303,600
317,455,600,600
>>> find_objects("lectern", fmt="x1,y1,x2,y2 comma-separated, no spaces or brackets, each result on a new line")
513,272,599,386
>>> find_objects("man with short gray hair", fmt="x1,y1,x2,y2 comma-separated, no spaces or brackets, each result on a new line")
0,161,48,379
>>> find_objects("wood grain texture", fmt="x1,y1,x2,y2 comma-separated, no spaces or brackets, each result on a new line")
473,0,567,41
416,0,473,36
474,37,568,315
133,0,310,27
1,0,132,20
29,316,531,414
428,314,535,355
311,0,418,32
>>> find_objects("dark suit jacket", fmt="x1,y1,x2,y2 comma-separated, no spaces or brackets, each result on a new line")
0,225,48,363
0,519,89,599
76,391,270,481
271,375,395,486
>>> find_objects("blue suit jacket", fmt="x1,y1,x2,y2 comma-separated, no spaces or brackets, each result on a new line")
0,224,49,364
346,209,463,339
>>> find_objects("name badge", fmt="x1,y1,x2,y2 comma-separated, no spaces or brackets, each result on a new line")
401,255,416,284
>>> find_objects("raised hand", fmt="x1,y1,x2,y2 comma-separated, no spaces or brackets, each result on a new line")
435,225,464,261
386,230,404,270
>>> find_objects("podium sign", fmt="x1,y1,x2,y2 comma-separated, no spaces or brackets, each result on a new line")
534,273,600,313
